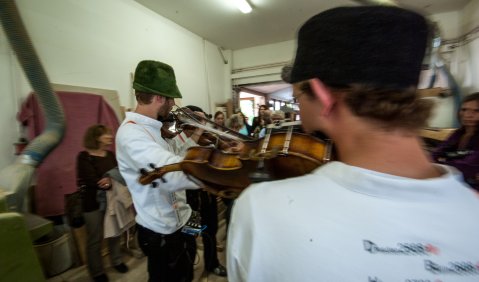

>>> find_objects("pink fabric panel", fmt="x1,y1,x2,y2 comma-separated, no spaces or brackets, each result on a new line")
18,92,120,216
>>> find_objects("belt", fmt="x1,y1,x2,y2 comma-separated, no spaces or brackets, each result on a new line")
137,223,183,238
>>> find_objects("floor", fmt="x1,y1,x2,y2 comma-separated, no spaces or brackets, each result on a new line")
46,242,228,282
46,199,230,282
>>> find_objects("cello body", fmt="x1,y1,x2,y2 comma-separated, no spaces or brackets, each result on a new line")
140,132,332,198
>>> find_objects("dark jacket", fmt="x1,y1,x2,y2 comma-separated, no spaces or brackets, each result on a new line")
76,150,117,212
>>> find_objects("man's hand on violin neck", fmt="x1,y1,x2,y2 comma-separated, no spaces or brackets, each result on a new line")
225,141,245,152
192,128,204,138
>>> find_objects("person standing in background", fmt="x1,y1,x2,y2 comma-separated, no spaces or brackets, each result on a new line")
77,124,128,282
251,105,267,136
252,109,272,138
237,111,252,136
226,113,245,133
213,111,226,129
432,92,479,191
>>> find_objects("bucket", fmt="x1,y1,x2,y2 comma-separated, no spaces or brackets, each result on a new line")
34,230,73,277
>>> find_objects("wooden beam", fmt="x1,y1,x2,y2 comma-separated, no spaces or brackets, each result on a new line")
420,128,456,141
417,88,451,98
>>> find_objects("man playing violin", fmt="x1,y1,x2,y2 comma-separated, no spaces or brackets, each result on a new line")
227,6,479,282
115,60,204,282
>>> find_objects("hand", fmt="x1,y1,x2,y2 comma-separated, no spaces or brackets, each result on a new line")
97,177,111,189
225,141,245,153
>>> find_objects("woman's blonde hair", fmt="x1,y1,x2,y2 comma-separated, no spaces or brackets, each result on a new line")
226,113,244,131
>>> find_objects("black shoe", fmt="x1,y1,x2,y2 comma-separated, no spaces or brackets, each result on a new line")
211,264,227,277
114,263,129,273
93,273,109,282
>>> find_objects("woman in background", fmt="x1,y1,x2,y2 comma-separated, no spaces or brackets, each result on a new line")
213,111,226,129
432,93,479,191
237,111,252,136
226,113,245,133
76,124,128,282
251,105,267,135
252,109,272,138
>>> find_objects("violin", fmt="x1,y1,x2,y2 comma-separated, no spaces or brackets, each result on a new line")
160,127,178,139
139,122,333,198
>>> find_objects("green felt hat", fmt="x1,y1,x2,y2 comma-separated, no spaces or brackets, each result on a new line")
133,60,182,98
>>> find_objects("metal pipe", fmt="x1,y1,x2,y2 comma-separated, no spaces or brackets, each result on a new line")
0,0,65,211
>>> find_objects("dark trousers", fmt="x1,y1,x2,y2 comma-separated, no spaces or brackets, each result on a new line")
137,224,196,282
199,192,220,271
83,209,122,278
187,190,220,271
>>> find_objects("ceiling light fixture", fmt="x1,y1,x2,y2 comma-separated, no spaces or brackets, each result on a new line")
233,0,252,14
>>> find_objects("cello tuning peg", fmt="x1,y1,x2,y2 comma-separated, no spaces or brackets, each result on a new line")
149,163,157,169
160,176,167,183
139,168,148,176
151,181,158,188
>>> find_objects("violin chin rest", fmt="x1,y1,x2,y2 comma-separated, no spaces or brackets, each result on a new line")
216,189,241,199
201,184,242,199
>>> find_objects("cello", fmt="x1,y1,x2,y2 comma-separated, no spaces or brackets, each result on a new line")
140,117,333,198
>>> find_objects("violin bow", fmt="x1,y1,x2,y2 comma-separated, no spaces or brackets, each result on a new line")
172,106,254,142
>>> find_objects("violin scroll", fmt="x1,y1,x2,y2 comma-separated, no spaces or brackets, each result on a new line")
139,163,182,186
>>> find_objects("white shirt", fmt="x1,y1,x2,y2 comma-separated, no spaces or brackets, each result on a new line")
227,161,479,282
116,112,199,234
166,131,198,157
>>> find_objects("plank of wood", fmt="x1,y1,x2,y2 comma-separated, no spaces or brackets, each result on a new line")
420,128,456,141
417,88,451,98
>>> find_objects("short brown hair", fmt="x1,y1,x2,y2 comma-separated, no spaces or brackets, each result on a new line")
135,91,155,105
214,111,224,119
300,82,433,130
83,124,111,150
461,92,479,107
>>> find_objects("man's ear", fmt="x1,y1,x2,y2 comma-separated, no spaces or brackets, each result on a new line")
309,78,333,116
156,95,165,104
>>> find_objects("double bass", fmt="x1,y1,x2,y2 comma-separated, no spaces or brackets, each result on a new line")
141,108,333,198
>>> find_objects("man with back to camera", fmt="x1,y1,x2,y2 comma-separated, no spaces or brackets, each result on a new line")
116,60,206,282
227,6,479,282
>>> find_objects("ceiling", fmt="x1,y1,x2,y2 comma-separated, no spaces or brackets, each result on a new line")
135,0,471,97
136,0,471,51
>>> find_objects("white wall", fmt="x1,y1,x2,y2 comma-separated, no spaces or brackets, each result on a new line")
0,28,20,170
430,11,461,39
461,0,479,33
458,0,479,93
231,40,295,85
0,0,231,171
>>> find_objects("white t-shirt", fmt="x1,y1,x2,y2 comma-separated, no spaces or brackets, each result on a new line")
227,161,479,282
